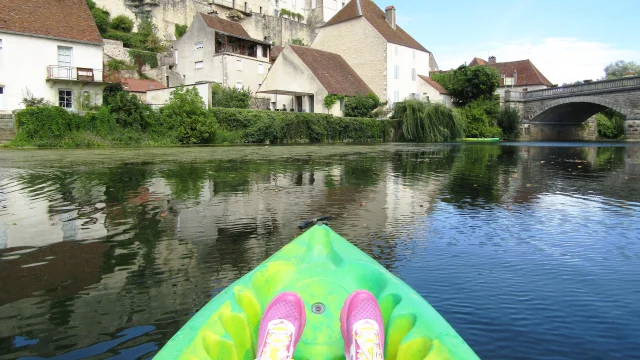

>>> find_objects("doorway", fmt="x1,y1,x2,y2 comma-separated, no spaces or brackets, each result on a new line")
307,95,314,113
295,95,303,112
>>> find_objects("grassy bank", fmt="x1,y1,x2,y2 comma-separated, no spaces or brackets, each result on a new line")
8,88,391,148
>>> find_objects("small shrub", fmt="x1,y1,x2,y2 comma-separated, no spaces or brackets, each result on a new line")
104,31,142,49
91,7,110,35
14,106,84,144
128,49,159,69
161,87,216,144
175,24,188,39
290,38,306,46
597,109,625,139
497,106,521,140
344,93,380,118
21,89,50,107
111,15,134,33
109,91,155,130
211,84,252,109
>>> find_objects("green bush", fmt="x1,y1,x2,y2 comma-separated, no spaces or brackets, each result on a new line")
433,65,500,106
459,99,502,138
210,108,388,144
211,84,252,109
104,31,142,49
91,7,110,35
344,93,380,118
497,106,521,140
161,87,216,144
128,49,159,69
103,83,125,107
111,15,134,33
14,106,83,143
597,109,625,139
399,100,465,142
175,24,188,39
109,92,155,130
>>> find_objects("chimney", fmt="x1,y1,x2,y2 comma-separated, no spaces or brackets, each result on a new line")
488,55,497,64
385,6,396,29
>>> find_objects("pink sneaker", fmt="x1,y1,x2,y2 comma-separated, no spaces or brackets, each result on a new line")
340,290,385,360
256,292,306,360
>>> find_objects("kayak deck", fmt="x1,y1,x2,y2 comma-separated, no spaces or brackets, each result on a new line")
155,224,479,360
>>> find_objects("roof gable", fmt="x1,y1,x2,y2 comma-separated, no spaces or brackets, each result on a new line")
469,57,488,66
121,78,167,93
199,13,251,39
289,45,372,96
324,0,428,53
0,0,102,44
469,58,553,87
418,75,449,95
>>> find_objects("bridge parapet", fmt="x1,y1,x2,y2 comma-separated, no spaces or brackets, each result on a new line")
523,76,640,100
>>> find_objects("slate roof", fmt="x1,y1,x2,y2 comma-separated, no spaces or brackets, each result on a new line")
289,45,372,96
418,75,449,95
0,0,102,44
323,0,429,53
121,78,167,93
199,12,251,39
469,58,553,87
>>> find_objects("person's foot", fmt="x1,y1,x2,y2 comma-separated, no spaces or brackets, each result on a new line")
340,290,385,360
256,292,306,360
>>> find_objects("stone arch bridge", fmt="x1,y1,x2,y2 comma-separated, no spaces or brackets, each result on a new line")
505,76,640,140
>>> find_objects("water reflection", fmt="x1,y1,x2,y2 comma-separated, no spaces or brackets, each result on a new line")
0,143,639,359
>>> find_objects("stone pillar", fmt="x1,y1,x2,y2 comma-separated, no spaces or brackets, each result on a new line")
624,119,640,140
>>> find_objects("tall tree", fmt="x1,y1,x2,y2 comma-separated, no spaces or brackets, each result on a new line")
432,65,500,106
604,60,640,79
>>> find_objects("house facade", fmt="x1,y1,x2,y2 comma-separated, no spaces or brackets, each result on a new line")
311,1,438,106
0,0,106,112
469,56,553,100
417,75,451,106
172,13,272,95
258,45,372,115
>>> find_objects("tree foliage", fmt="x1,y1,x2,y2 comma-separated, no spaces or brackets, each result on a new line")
211,84,252,109
432,65,500,106
596,109,625,139
604,60,640,79
109,91,155,130
344,93,381,118
161,87,216,144
399,100,465,142
458,99,502,138
175,24,188,39
91,7,110,35
497,106,520,140
111,15,134,33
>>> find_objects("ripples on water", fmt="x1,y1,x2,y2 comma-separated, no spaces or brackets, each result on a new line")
0,143,639,359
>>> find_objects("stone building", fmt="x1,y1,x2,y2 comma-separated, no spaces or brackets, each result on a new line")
93,0,348,46
310,1,439,105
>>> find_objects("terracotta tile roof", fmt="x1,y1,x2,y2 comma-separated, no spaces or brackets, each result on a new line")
0,0,102,44
469,58,553,87
418,75,449,95
121,78,167,93
270,45,284,62
199,13,251,39
324,0,429,53
289,45,373,96
469,57,488,66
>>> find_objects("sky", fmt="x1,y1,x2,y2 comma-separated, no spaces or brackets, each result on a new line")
372,0,640,84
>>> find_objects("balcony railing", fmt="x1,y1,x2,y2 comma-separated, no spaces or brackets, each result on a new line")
46,66,110,83
523,76,640,100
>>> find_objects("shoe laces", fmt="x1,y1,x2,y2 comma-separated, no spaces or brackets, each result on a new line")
352,319,383,360
257,320,295,360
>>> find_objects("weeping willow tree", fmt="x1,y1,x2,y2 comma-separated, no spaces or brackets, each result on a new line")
400,100,465,142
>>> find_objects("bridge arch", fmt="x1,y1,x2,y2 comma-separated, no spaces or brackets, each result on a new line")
528,95,631,124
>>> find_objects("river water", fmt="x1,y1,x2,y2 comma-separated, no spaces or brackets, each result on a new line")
0,143,639,360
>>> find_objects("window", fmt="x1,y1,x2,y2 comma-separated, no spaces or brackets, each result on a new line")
237,59,243,71
260,6,263,14
394,65,399,80
393,91,399,103
395,46,398,56
504,77,514,86
411,68,416,81
0,39,3,65
258,63,264,74
413,51,416,60
339,99,345,112
194,41,203,50
236,80,243,90
257,45,263,58
174,49,179,65
312,0,316,8
195,61,204,69
292,0,296,6
58,89,73,109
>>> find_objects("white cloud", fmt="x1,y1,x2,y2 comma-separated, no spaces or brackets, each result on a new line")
435,38,640,85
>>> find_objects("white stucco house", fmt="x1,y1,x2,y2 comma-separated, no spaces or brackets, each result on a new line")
311,1,439,106
0,0,107,112
258,45,372,115
417,75,451,106
172,13,273,95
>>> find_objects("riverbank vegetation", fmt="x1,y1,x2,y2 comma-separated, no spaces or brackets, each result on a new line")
596,109,625,139
9,87,390,148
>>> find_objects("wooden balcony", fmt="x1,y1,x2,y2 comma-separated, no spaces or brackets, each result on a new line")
46,66,113,83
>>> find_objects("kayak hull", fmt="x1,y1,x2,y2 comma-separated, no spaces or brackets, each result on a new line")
155,224,479,360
